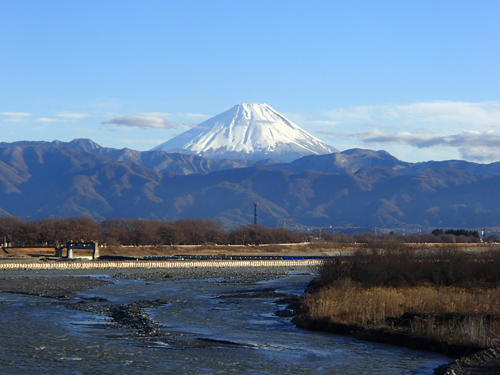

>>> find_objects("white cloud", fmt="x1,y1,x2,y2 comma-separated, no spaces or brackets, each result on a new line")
360,130,500,148
1,112,32,122
309,120,340,126
142,112,171,118
117,138,168,146
145,111,210,121
36,118,58,123
315,130,354,140
298,101,500,162
182,113,211,119
363,123,396,130
102,115,181,129
459,147,500,163
1,112,32,117
359,130,500,162
324,101,500,128
55,113,88,120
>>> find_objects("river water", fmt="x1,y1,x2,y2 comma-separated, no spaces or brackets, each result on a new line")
0,268,450,374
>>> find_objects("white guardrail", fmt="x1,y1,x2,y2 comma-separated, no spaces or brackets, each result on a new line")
0,259,322,271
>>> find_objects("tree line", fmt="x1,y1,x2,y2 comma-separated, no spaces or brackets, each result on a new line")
0,216,496,247
431,228,481,238
0,217,305,247
321,230,497,245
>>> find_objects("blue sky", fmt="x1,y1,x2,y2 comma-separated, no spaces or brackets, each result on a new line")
1,0,499,163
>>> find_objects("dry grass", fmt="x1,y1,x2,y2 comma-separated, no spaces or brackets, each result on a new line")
0,247,55,257
304,267,500,349
301,247,500,348
301,282,500,347
0,243,353,259
100,243,339,257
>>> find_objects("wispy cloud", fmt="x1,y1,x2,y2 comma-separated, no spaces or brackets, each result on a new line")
302,101,500,162
360,130,500,148
1,112,32,117
309,120,340,126
55,113,88,120
182,113,211,119
360,130,500,162
315,130,354,141
363,123,396,130
324,101,500,128
143,112,171,118
102,115,184,129
36,118,58,123
1,112,32,122
459,148,500,163
116,138,169,147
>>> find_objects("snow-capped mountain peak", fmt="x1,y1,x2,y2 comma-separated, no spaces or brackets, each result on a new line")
152,103,338,162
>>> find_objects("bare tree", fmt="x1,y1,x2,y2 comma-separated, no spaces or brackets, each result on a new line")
0,216,22,245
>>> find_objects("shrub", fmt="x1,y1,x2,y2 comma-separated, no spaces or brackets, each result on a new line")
319,245,500,288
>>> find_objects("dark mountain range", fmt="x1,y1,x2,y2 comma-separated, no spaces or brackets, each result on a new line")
270,148,500,176
1,141,500,231
8,139,500,178
270,149,411,174
0,139,279,175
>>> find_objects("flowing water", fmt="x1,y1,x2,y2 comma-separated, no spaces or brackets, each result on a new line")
0,269,450,374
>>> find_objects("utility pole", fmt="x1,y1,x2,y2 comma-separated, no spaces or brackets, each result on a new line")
254,202,258,225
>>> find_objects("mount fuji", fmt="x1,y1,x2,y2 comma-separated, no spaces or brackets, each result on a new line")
151,103,338,162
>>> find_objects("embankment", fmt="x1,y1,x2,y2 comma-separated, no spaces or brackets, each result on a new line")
0,259,322,271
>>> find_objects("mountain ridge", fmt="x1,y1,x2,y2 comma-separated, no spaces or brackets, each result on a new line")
0,139,280,175
5,139,500,177
1,141,500,231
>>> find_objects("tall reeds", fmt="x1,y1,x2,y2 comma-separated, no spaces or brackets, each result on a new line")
301,245,500,348
319,245,500,288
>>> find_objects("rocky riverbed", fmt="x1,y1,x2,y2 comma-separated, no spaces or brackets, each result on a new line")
0,267,296,352
112,267,289,283
0,275,111,299
0,267,453,374
433,348,500,375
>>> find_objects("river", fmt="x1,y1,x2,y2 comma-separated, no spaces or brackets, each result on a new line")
0,267,450,374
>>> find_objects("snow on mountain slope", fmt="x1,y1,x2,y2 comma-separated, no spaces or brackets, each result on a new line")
151,103,338,162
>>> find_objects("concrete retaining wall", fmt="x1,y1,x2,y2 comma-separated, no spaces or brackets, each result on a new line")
0,259,322,271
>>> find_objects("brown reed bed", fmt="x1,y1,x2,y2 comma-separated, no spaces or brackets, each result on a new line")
300,282,500,348
296,245,500,352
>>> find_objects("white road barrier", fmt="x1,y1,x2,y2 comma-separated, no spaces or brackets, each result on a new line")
0,259,322,271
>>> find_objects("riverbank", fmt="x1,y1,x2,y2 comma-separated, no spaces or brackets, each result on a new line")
294,291,500,375
292,309,500,374
1,242,492,260
292,248,500,374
